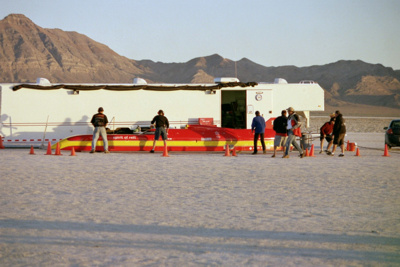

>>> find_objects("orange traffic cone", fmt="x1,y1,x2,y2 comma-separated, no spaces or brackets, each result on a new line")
54,142,62,156
355,147,361,156
45,141,52,155
224,144,231,157
383,144,390,157
231,147,238,157
304,148,309,157
70,147,76,156
29,145,35,155
346,140,350,151
0,135,4,149
161,142,169,157
309,144,315,157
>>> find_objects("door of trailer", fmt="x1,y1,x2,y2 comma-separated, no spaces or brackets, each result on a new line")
246,89,273,129
221,90,246,129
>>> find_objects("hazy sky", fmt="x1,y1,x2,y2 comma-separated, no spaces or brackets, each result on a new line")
1,0,400,70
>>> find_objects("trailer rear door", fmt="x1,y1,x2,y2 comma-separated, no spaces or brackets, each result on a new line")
246,89,273,129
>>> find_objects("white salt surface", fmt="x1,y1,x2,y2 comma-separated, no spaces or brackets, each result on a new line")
1,133,400,266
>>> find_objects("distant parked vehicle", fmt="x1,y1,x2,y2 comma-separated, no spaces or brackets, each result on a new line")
384,119,400,149
299,80,317,84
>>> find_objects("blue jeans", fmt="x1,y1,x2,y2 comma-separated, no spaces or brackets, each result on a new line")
285,130,303,155
92,126,108,151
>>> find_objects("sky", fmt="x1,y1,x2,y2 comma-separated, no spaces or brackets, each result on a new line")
1,0,400,70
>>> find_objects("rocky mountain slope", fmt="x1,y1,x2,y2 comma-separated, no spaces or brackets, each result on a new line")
1,14,400,112
0,14,147,83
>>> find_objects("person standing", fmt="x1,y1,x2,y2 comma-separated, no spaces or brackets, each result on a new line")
150,110,169,153
283,107,303,158
328,110,346,157
319,117,335,153
90,107,109,153
251,111,266,154
272,110,288,157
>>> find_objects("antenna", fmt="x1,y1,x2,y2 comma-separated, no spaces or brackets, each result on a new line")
234,49,238,78
235,60,237,78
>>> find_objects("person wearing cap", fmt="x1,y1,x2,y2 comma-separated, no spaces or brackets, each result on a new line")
251,111,266,154
150,109,169,153
283,107,304,158
327,110,346,157
90,107,109,153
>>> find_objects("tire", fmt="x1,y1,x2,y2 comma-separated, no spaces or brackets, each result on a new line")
385,141,392,149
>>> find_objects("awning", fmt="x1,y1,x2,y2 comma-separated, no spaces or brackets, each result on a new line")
12,82,258,91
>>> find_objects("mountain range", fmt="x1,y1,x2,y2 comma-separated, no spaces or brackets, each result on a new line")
1,14,400,115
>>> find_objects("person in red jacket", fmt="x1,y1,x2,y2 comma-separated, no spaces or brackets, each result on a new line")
319,117,335,154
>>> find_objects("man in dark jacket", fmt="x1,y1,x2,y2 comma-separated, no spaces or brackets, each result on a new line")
272,110,287,157
90,107,109,153
328,110,346,157
150,110,169,153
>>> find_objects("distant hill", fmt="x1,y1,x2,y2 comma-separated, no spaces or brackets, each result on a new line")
137,56,400,109
1,14,400,114
0,14,146,83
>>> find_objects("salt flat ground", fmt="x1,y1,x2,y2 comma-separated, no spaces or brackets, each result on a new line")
1,132,399,266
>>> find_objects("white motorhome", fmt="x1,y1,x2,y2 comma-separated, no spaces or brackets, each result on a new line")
0,77,324,147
